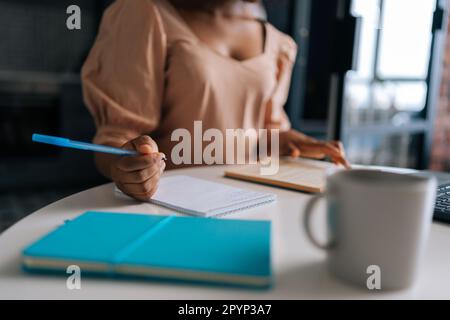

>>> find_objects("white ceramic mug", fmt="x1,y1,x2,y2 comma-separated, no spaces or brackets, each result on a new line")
303,169,437,290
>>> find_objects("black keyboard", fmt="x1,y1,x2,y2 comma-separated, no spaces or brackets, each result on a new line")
435,183,450,223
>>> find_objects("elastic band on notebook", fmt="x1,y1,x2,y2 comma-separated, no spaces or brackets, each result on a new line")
110,215,175,267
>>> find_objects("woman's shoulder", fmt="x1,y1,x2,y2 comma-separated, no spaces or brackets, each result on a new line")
266,23,298,62
102,0,164,26
106,0,159,14
148,0,194,41
102,0,189,39
102,0,172,24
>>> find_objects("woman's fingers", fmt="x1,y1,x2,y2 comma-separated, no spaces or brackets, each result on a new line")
112,135,165,201
116,153,163,172
330,152,351,169
330,154,351,169
290,140,351,168
121,135,158,154
288,142,301,158
118,163,162,184
118,170,163,198
118,182,160,202
288,141,325,159
330,141,346,158
321,144,350,169
282,130,352,169
294,141,340,158
131,135,159,155
329,141,352,169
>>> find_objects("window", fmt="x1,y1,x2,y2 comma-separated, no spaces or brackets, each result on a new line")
341,0,444,168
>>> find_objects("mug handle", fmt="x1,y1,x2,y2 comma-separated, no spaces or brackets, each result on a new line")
303,194,333,250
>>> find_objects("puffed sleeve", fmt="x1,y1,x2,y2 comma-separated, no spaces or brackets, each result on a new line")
264,31,298,132
81,0,166,147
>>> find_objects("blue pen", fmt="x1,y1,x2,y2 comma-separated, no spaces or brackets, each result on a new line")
32,134,139,156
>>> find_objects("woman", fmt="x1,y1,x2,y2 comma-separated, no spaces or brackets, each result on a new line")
82,0,350,201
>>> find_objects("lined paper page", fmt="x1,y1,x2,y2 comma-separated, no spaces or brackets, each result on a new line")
151,176,276,217
114,176,276,217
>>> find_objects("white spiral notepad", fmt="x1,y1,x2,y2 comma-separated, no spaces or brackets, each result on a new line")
115,175,276,217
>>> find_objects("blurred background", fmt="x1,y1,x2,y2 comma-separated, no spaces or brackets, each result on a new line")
0,0,449,232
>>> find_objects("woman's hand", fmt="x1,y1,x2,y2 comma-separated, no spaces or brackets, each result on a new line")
279,130,351,169
110,135,166,201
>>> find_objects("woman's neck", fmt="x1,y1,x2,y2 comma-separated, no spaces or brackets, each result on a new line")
169,0,236,12
169,0,264,20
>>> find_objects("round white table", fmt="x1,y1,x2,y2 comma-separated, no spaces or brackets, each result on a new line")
1,165,449,299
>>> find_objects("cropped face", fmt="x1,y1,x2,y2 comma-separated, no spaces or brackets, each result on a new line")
170,0,259,10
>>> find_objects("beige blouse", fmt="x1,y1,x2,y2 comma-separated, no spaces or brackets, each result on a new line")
82,0,298,169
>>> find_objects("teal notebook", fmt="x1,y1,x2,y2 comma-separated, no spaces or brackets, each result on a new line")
22,211,271,288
